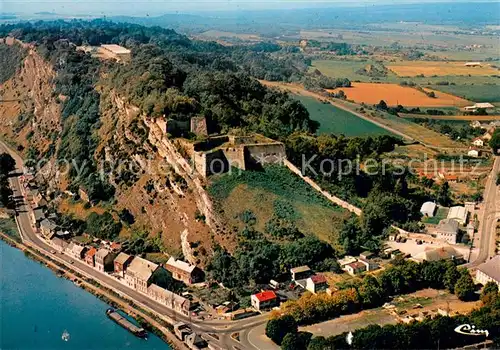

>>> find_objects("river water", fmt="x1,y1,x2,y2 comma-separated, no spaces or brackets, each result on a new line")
0,240,171,350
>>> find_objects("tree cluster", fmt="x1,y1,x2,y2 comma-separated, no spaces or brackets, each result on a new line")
285,132,424,253
270,258,475,329
0,42,27,84
306,288,499,350
0,153,15,208
85,211,122,240
207,235,335,288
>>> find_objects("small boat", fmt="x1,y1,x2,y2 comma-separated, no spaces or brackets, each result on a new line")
61,330,70,342
106,308,147,339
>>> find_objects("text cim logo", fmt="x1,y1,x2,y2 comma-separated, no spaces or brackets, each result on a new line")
454,324,489,338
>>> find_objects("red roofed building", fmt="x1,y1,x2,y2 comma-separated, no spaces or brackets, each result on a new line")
306,274,328,294
85,247,97,267
251,290,278,311
344,261,368,276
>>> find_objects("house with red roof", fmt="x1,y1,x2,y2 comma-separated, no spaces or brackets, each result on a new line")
251,290,278,311
471,137,485,147
85,247,97,267
306,274,328,294
344,261,369,276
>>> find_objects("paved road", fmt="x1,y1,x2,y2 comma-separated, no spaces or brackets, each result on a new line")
467,156,500,268
0,140,266,350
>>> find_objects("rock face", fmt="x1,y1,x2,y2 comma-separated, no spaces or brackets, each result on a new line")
97,90,234,264
0,46,61,154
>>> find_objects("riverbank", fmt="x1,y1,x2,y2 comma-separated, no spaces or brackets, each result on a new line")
0,230,187,350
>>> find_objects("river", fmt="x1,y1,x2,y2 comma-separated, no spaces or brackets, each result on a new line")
0,240,171,350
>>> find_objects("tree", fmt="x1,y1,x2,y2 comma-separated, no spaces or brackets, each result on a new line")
0,177,13,208
444,261,460,293
489,129,500,154
85,212,122,240
480,281,499,303
207,247,243,288
358,275,384,307
454,269,476,301
436,181,452,206
281,332,312,350
265,315,298,345
307,337,330,350
0,153,15,176
119,208,135,226
376,100,388,110
339,216,362,255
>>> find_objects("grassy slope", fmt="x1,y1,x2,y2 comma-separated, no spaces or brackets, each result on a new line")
292,94,394,137
209,166,350,247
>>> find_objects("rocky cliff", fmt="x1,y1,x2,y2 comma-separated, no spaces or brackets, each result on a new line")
0,45,61,155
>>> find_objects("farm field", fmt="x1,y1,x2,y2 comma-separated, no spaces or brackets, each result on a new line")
399,113,500,121
428,84,500,103
261,80,467,148
297,29,499,50
197,30,261,41
310,59,400,82
208,165,350,247
292,94,394,136
328,83,471,107
422,49,500,62
328,101,467,148
387,61,499,77
369,113,465,148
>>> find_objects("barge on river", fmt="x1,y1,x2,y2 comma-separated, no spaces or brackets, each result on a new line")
106,308,147,339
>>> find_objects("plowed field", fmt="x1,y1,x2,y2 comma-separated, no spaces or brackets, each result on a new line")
328,83,471,107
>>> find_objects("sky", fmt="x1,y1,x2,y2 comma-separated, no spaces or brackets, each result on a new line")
1,0,497,16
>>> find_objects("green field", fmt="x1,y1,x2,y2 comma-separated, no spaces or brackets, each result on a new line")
292,94,395,136
209,165,350,246
428,84,500,102
422,207,449,225
311,59,400,82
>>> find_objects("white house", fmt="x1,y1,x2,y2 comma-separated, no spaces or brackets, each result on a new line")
344,261,369,276
471,138,484,147
337,256,357,267
435,219,459,244
464,103,495,113
251,291,278,311
305,274,328,294
125,257,159,294
464,62,482,67
468,149,480,158
420,201,437,218
475,256,500,288
447,206,468,225
147,284,191,315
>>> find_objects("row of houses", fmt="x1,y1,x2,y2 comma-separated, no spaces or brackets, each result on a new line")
44,235,203,316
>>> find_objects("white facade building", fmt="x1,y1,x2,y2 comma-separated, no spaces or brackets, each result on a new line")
476,256,500,288
420,202,437,217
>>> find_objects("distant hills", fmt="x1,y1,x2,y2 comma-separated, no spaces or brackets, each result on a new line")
110,2,500,34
